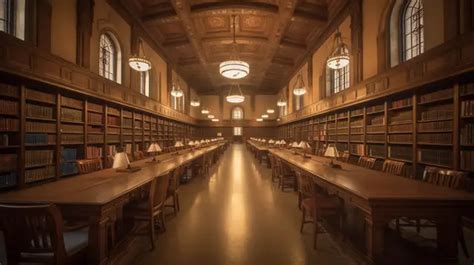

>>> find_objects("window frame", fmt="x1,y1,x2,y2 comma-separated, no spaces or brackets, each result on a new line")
401,0,424,62
233,127,242,136
231,106,244,120
98,31,122,84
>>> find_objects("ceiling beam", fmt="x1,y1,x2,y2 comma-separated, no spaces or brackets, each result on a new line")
190,1,278,15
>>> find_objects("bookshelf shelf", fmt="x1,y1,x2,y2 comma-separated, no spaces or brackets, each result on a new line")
26,117,56,122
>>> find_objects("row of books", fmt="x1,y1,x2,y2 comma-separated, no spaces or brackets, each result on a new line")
351,109,364,117
366,134,385,142
367,144,385,157
368,116,385,126
419,88,453,103
61,96,82,110
0,154,17,172
61,108,83,122
61,148,78,161
0,83,18,98
107,145,117,156
88,126,103,133
367,104,384,114
0,99,18,115
390,110,412,124
417,120,452,132
419,108,453,121
388,123,412,133
61,124,83,133
134,120,142,128
0,172,17,188
350,118,364,127
123,118,133,128
417,149,453,167
461,124,474,145
350,135,364,142
389,146,413,161
350,143,364,155
336,143,348,152
107,134,120,142
388,134,413,143
26,104,54,119
86,146,103,159
418,133,452,144
25,150,54,167
391,98,412,109
107,116,120,126
61,134,84,144
0,118,19,131
351,127,363,134
25,166,55,183
25,88,55,104
461,100,474,117
88,134,104,143
60,162,77,176
108,127,120,134
366,125,385,133
88,112,103,124
460,150,474,170
337,135,348,141
26,121,56,133
25,133,56,145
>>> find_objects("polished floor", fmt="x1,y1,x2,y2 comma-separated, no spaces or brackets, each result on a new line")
135,143,358,265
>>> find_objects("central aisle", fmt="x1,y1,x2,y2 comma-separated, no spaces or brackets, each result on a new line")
136,144,357,265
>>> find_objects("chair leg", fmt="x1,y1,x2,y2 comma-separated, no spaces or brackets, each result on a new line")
300,208,306,233
160,211,166,232
313,212,318,250
149,217,155,250
459,225,470,258
176,193,180,212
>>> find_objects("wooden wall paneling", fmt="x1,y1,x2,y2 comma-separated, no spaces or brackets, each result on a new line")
36,0,52,51
56,93,61,181
19,86,26,188
350,0,363,84
411,93,417,178
454,83,460,170
76,0,94,67
444,0,461,41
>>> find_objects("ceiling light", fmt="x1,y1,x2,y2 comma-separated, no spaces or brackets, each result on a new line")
277,118,281,121
219,15,249,79
201,109,209,114
267,109,275,113
129,39,152,72
292,72,306,96
208,115,215,119
226,83,245,103
170,81,183,98
261,114,269,118
212,118,219,122
277,99,287,107
327,29,350,70
256,118,263,122
190,98,200,107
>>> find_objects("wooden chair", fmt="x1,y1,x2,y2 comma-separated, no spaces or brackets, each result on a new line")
104,155,114,168
295,171,313,209
76,158,103,174
125,172,170,250
166,167,183,215
358,156,376,169
382,159,405,176
338,151,350,163
276,158,296,191
268,153,280,182
396,166,470,257
298,173,343,249
0,204,88,265
134,151,145,160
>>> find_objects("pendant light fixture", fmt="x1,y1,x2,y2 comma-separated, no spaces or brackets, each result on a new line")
208,115,215,119
226,83,245,103
277,98,287,107
256,118,263,122
267,109,275,114
261,114,269,118
170,80,183,98
212,118,219,122
201,108,209,114
219,15,249,79
129,39,152,72
292,72,306,96
190,98,200,107
327,29,350,70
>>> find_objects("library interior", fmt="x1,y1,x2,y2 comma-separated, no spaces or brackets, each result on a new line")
0,0,473,264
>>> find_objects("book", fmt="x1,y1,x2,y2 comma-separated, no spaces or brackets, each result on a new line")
25,166,55,183
26,104,54,119
61,108,83,122
0,99,19,115
25,150,54,167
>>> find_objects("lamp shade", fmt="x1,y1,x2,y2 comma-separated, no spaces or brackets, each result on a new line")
280,139,286,145
324,145,339,158
291,142,299,148
147,143,162,153
205,139,210,143
298,141,311,149
200,140,205,144
269,139,275,144
261,139,266,143
261,114,269,118
201,109,209,114
188,140,195,146
267,109,275,114
208,115,215,119
219,60,250,79
129,57,152,72
277,99,287,107
112,152,130,169
327,31,350,70
190,99,200,107
174,141,184,148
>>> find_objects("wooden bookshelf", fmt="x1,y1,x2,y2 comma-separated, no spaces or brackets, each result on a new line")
0,80,197,191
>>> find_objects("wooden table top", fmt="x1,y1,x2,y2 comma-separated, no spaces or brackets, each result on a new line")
0,144,224,205
247,141,269,151
270,148,474,203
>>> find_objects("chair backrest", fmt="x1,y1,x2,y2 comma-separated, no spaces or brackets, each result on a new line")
423,166,471,190
382,159,405,176
295,171,314,198
169,167,183,193
149,172,171,209
76,158,103,174
104,155,114,169
338,151,350,163
0,204,66,264
358,156,376,169
134,151,144,160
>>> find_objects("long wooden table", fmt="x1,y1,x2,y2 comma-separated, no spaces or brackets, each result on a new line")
246,140,270,167
0,143,225,265
266,146,474,264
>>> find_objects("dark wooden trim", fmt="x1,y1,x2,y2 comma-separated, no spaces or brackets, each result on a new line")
350,0,363,84
444,0,461,41
35,0,52,51
76,0,94,67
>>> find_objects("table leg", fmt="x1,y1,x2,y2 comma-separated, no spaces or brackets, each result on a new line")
365,217,385,264
88,215,110,265
436,217,459,263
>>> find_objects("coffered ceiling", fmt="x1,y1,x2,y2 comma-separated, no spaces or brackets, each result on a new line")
115,0,348,95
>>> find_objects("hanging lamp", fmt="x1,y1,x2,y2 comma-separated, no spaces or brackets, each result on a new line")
190,97,200,107
219,15,249,79
292,72,306,96
129,39,152,72
226,83,245,103
277,98,287,107
201,108,209,114
327,29,350,70
170,80,183,98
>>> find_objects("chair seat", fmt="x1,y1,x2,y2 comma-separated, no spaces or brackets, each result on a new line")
302,196,339,213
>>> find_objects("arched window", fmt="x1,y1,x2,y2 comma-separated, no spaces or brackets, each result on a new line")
326,65,350,96
140,71,150,97
402,0,424,61
0,0,25,39
99,32,122,83
231,106,243,120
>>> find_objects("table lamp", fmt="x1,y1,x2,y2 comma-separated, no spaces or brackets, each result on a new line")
113,152,141,172
279,139,286,149
146,143,162,163
205,139,210,144
174,141,184,155
291,141,299,155
324,145,341,169
298,141,311,158
188,140,196,150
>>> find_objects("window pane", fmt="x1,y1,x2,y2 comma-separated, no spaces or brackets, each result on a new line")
234,127,242,136
330,64,350,95
99,33,116,81
140,71,150,97
232,107,243,120
403,0,424,61
0,0,9,33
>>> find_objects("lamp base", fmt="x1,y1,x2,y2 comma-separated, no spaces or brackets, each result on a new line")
146,157,160,163
327,160,342,169
116,166,141,172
